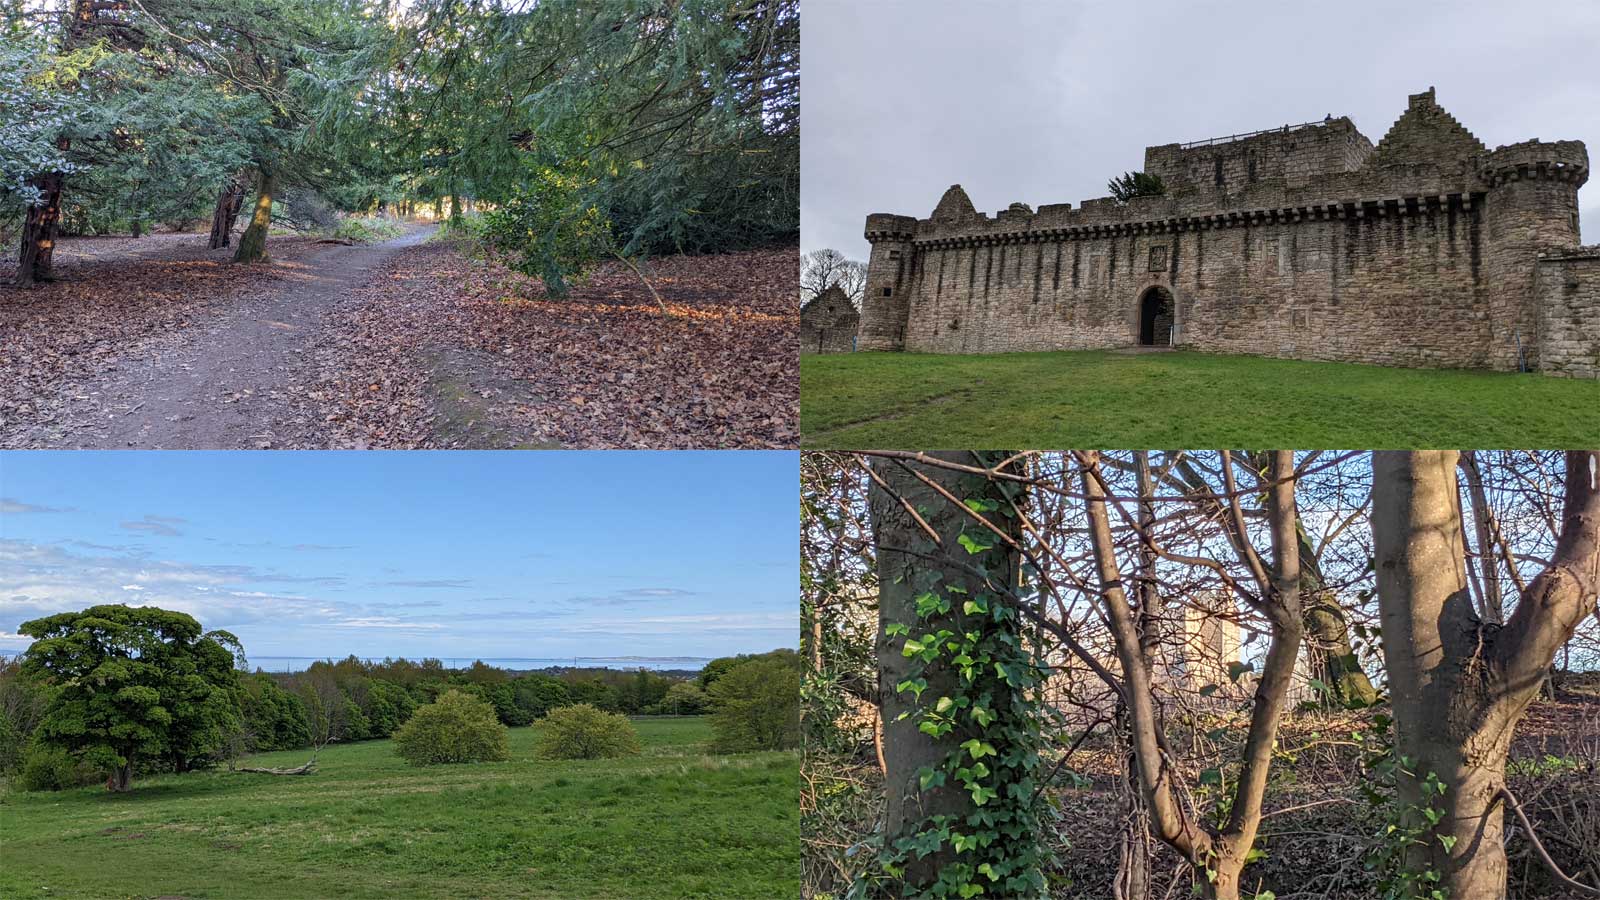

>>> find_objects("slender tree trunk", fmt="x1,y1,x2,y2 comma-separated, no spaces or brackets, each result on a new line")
1295,520,1378,707
869,451,1030,893
1459,451,1505,624
1372,450,1600,900
233,168,276,263
130,216,142,239
210,176,246,249
14,172,64,286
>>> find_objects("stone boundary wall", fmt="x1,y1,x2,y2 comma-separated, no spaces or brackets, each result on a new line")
1537,247,1600,378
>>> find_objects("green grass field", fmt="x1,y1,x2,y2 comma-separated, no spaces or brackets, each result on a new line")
801,350,1600,447
0,717,796,900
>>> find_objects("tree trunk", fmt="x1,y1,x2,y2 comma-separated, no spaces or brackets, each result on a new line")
869,450,1031,894
105,762,132,792
1296,520,1378,707
233,168,276,263
1372,450,1600,900
130,216,141,239
210,176,246,249
14,172,64,286
1459,451,1505,624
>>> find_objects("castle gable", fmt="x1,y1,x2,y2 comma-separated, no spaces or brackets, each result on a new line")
1368,87,1486,171
930,184,979,226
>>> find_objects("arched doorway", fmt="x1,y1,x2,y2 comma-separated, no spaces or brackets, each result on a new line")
1138,286,1175,347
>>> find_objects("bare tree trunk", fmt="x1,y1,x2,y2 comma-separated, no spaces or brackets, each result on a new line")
1459,451,1505,624
210,175,247,249
233,168,276,263
1372,450,1600,900
1080,450,1305,900
14,172,64,286
869,450,1031,893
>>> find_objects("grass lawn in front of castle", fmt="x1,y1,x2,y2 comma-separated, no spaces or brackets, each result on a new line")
800,349,1600,448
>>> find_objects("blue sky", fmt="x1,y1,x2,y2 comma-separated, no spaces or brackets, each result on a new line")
0,451,798,661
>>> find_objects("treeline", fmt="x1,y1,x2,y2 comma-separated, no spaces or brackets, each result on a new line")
0,603,799,792
234,653,792,753
3,0,797,287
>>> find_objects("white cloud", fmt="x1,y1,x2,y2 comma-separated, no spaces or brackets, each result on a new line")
336,617,445,630
1,497,71,514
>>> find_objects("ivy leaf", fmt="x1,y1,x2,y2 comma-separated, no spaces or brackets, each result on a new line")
1437,834,1457,852
957,532,994,555
884,622,910,637
1227,661,1254,683
962,596,989,615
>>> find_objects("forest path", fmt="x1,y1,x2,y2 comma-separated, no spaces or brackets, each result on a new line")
5,225,436,449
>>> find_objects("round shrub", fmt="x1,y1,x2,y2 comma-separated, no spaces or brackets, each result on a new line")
17,742,95,792
391,689,509,766
534,703,641,760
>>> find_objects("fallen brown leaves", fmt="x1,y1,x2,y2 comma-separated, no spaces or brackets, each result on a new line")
294,240,799,448
0,235,324,432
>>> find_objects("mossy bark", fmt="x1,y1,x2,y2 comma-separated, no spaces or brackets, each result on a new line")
233,168,276,263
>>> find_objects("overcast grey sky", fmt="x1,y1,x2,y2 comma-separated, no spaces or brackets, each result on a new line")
802,0,1600,260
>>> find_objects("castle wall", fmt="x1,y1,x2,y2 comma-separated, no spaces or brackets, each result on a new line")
1144,117,1373,195
899,195,1498,369
1537,248,1600,378
861,92,1591,373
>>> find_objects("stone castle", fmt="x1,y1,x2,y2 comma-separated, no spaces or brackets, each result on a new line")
858,89,1598,377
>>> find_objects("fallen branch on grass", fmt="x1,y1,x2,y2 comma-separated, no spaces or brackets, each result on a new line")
230,760,317,776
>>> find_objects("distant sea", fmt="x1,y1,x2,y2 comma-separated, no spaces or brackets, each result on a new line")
244,656,711,674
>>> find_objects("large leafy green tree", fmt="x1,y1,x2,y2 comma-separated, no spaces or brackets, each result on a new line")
19,604,243,791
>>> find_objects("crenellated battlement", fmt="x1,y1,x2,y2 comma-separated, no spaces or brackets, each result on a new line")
1481,140,1589,187
864,213,918,243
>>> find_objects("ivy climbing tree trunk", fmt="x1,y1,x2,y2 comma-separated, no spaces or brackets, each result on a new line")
869,450,1044,898
233,167,276,263
1295,512,1379,707
1371,450,1600,900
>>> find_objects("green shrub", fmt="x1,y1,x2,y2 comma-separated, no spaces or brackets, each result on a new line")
391,690,509,766
332,215,403,244
534,703,641,760
17,742,95,792
707,657,800,752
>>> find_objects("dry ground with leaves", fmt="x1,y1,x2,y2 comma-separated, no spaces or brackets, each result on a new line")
0,231,798,448
291,238,799,449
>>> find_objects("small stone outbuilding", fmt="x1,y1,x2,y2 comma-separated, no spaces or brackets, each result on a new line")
800,285,860,354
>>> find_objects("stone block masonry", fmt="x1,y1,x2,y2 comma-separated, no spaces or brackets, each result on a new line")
1537,247,1600,378
800,284,861,354
857,89,1595,376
